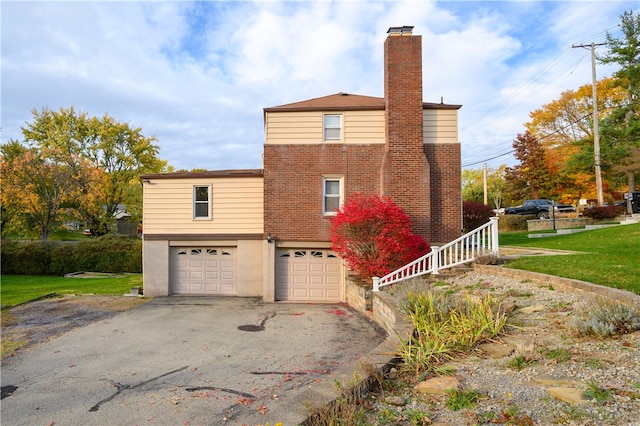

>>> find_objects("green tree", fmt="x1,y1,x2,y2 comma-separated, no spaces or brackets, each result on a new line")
462,165,509,209
597,10,640,202
21,107,166,233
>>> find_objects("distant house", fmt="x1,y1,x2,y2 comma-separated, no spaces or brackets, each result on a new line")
141,26,462,301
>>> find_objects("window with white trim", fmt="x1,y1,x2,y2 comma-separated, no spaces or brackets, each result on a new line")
323,177,343,215
323,114,342,141
193,185,211,219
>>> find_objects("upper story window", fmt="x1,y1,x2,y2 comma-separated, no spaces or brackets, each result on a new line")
323,177,343,216
323,114,342,141
193,185,211,219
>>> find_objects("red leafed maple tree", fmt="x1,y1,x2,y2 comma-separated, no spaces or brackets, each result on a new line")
330,193,431,283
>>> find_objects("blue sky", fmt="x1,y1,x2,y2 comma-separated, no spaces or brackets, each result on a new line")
1,0,637,171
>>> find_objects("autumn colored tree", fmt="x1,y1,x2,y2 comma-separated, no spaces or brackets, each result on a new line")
1,141,99,239
504,131,557,201
525,77,626,202
330,193,431,282
18,107,166,234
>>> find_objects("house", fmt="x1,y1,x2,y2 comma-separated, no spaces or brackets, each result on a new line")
141,26,462,301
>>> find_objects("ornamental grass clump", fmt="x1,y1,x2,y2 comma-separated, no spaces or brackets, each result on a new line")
397,291,508,377
573,298,640,337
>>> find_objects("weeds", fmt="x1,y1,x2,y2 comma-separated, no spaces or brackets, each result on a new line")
540,347,571,362
445,388,483,411
397,291,508,376
507,354,536,370
582,382,614,403
573,298,640,337
304,379,367,426
584,358,604,369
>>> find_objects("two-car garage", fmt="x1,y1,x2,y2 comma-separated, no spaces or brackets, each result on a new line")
168,245,343,302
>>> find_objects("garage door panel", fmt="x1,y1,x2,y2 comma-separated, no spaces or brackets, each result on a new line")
308,275,325,285
292,264,309,273
171,247,236,295
275,249,342,302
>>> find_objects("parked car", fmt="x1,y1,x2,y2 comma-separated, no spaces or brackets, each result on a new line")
504,199,575,219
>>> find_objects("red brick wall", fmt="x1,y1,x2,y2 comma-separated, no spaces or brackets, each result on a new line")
381,33,432,240
264,144,384,241
425,143,462,243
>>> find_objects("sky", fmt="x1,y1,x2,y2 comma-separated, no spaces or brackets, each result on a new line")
2,0,638,171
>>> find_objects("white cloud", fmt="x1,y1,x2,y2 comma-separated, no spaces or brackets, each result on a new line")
2,0,637,171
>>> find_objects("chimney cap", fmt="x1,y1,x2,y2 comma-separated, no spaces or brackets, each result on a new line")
387,26,414,35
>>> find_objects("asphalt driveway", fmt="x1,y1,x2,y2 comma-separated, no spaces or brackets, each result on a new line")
1,297,387,425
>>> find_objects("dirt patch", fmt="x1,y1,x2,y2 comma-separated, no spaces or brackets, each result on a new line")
1,295,149,358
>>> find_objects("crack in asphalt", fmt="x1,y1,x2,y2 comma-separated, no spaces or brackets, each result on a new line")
89,366,189,412
185,386,255,399
258,312,276,327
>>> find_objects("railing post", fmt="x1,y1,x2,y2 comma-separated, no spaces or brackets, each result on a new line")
431,246,440,275
372,277,380,292
490,217,500,255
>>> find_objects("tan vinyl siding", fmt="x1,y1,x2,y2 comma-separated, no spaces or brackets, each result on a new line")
143,177,263,234
265,110,384,144
423,109,459,144
344,110,385,143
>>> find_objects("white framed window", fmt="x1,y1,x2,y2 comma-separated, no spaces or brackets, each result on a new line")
323,177,343,215
323,114,342,141
193,185,211,219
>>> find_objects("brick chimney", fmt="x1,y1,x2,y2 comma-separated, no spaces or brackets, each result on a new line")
380,26,432,239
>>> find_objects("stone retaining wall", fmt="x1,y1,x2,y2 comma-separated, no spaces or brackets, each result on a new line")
526,218,586,231
473,264,640,306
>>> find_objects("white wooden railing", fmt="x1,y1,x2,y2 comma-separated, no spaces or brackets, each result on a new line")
372,217,499,291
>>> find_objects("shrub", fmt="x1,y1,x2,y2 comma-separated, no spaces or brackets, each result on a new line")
462,201,495,232
573,298,640,337
582,205,625,219
1,236,142,275
498,214,536,232
330,193,431,282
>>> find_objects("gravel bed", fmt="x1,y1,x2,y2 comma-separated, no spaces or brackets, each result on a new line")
362,272,640,425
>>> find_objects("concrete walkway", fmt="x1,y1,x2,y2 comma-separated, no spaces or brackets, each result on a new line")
1,297,386,425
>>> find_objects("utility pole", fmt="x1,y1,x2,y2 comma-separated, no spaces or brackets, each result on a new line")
573,42,606,206
483,163,488,206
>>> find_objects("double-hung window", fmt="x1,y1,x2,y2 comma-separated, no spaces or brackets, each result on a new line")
323,177,343,216
323,114,342,141
193,185,211,219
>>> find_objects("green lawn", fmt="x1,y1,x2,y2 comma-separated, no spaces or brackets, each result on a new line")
0,274,142,309
499,223,640,294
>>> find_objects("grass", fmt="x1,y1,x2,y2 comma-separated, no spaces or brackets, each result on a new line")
499,223,640,294
0,274,142,309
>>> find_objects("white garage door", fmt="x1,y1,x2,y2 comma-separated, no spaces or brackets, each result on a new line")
275,249,342,302
171,247,236,295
